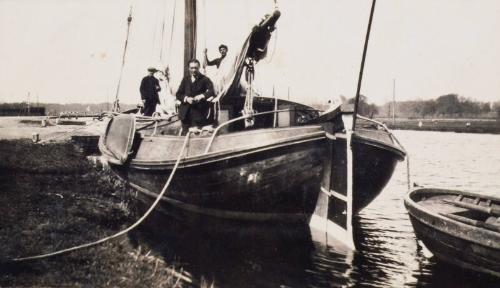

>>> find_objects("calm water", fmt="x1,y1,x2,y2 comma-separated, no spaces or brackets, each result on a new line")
131,130,500,287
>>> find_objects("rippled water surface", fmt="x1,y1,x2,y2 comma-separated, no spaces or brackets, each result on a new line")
132,130,500,287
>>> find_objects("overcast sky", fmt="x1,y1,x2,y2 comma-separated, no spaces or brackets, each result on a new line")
1,0,499,105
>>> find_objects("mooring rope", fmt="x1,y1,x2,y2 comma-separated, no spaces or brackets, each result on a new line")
11,132,191,272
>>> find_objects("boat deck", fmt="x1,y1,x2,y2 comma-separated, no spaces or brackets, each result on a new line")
418,195,469,214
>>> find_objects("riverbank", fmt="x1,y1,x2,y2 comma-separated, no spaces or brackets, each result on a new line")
0,140,189,287
0,116,104,142
377,118,500,134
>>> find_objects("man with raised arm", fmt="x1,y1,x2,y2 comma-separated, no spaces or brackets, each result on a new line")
203,44,228,69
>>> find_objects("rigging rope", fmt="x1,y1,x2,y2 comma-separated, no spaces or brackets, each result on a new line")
263,0,279,64
264,27,278,64
159,21,166,62
150,1,161,64
243,59,256,127
158,0,170,63
112,7,134,112
164,0,177,93
10,131,192,270
201,0,208,72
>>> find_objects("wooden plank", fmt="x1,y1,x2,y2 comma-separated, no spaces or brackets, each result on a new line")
443,199,500,217
441,212,500,233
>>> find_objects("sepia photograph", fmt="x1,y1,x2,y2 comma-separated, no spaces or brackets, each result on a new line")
1,0,499,287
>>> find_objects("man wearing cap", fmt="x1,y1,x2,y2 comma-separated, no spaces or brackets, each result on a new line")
176,59,215,134
139,67,161,116
203,44,228,69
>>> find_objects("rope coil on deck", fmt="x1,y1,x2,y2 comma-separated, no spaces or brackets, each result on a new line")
10,132,193,281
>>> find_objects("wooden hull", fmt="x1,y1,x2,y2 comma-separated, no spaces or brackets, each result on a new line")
405,188,500,278
106,129,402,220
112,137,324,221
100,112,405,221
352,135,400,213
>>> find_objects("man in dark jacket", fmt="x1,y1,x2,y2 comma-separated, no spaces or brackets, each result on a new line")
140,67,161,116
176,59,215,134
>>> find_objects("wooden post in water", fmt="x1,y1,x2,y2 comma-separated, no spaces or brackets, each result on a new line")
310,0,377,250
352,0,377,131
309,113,356,249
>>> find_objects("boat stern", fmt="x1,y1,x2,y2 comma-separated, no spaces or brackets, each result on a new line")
99,114,137,165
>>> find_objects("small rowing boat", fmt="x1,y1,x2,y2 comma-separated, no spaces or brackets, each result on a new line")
404,188,500,277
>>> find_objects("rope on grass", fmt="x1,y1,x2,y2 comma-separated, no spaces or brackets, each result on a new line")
11,132,193,282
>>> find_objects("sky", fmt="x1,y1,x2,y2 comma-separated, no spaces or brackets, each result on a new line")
0,0,499,105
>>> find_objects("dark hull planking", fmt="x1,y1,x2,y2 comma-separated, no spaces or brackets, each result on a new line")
352,138,399,213
113,138,324,221
408,214,500,277
405,189,500,278
110,135,402,220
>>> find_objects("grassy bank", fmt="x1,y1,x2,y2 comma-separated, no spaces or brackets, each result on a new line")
377,118,500,134
0,140,188,287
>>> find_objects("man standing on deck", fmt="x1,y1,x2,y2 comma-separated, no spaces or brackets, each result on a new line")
176,59,215,134
139,67,161,116
203,44,228,69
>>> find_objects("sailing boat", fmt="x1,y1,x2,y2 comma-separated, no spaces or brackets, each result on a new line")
99,0,405,223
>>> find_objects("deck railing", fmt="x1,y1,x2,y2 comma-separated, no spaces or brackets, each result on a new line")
204,109,293,154
357,115,407,154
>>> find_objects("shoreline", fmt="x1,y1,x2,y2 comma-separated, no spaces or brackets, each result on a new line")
376,118,500,134
1,117,499,143
0,140,189,287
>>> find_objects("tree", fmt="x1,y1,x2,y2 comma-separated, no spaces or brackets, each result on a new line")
493,102,500,118
481,103,491,113
347,95,379,117
435,94,461,115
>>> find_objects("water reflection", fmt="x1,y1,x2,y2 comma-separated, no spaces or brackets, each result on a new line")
129,208,410,287
130,210,353,287
412,255,500,287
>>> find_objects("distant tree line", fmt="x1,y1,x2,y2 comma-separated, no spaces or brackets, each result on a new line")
379,94,498,119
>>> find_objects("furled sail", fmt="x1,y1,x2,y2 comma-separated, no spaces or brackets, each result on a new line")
212,10,281,103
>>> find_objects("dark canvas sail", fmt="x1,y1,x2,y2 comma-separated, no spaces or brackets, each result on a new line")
212,10,281,102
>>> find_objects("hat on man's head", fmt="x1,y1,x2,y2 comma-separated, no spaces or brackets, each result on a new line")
147,66,157,72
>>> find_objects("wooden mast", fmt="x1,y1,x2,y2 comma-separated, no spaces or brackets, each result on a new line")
184,0,197,77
